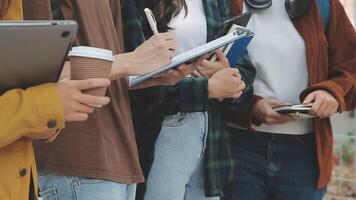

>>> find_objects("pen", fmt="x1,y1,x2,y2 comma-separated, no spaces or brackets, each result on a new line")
144,8,159,34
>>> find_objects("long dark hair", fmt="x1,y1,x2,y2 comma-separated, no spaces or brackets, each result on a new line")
142,0,187,32
0,0,10,19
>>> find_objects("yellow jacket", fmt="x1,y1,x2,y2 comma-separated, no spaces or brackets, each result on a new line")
0,1,65,199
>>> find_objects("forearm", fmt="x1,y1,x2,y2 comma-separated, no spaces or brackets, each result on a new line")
130,77,209,116
0,84,65,147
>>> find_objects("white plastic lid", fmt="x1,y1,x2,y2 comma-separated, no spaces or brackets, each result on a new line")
68,46,114,62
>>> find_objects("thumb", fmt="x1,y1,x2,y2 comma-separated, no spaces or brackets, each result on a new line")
267,99,285,108
303,92,316,104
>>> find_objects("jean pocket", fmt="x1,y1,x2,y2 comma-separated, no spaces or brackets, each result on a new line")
162,112,189,127
72,177,107,186
39,187,58,200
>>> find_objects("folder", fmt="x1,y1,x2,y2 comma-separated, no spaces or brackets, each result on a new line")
129,27,254,87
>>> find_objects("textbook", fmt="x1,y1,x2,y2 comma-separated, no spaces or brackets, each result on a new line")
129,27,254,87
273,103,314,118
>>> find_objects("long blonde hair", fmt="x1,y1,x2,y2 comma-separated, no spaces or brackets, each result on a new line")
0,0,10,19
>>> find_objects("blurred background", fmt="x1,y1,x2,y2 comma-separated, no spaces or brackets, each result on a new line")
324,1,355,200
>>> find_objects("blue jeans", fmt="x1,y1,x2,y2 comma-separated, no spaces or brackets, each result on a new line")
38,172,136,200
222,130,326,200
144,112,218,200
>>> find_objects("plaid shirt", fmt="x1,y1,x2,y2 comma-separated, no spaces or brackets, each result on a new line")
123,0,256,197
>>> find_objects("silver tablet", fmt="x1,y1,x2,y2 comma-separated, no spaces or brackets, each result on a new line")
0,20,78,94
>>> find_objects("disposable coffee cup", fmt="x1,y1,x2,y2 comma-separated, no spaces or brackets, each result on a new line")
69,46,114,99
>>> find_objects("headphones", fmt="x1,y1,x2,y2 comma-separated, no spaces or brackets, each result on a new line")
244,0,311,19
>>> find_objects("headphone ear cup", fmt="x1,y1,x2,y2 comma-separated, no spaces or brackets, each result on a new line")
285,0,311,19
244,0,272,9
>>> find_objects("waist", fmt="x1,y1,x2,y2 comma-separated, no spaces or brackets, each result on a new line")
252,118,313,135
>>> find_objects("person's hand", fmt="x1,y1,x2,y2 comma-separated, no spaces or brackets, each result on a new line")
192,49,229,78
303,90,339,118
112,33,177,78
253,99,297,125
57,78,111,121
208,68,245,100
153,64,197,86
129,57,205,90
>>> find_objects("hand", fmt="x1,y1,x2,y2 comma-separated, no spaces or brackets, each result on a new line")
208,68,245,100
192,49,230,78
153,64,198,86
57,78,111,121
253,99,297,125
112,33,177,78
129,57,204,89
303,90,339,118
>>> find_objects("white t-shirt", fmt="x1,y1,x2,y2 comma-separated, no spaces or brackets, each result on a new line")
244,1,313,134
168,0,207,54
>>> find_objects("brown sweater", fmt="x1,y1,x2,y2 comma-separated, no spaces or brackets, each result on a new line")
30,0,144,184
231,0,356,188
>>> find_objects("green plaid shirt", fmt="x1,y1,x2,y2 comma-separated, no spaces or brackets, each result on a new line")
123,0,256,197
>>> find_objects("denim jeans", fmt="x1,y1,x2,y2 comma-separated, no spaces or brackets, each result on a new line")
144,112,218,200
222,129,326,200
38,172,136,200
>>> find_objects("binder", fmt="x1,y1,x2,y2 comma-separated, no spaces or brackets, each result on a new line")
129,27,254,87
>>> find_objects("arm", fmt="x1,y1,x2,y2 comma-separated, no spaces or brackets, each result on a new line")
130,77,209,117
300,0,356,112
0,84,65,148
222,52,260,128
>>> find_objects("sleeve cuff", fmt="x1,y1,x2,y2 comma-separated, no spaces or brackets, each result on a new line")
179,77,209,112
27,83,65,132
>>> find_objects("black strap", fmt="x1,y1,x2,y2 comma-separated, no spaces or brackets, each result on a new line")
50,0,64,20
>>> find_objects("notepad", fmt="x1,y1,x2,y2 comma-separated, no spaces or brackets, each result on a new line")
128,28,253,87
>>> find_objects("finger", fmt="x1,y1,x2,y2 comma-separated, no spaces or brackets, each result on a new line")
268,99,285,108
158,32,175,40
75,103,95,114
272,113,296,124
200,59,215,69
76,94,111,107
75,79,111,90
231,91,243,99
237,81,246,92
316,101,328,118
321,102,336,118
303,92,316,104
310,97,322,116
65,112,89,122
215,49,229,67
196,66,209,77
191,70,204,77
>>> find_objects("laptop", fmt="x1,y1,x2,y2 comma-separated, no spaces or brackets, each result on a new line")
0,20,78,94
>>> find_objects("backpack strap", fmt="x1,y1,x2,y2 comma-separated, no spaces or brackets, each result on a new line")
316,0,331,31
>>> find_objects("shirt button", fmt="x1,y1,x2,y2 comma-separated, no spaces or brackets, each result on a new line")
47,119,57,129
19,168,27,177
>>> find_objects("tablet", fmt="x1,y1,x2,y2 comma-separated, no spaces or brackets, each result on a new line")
129,28,252,86
0,20,78,95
